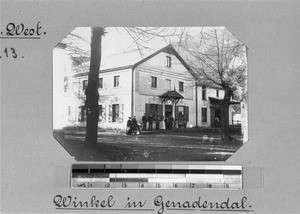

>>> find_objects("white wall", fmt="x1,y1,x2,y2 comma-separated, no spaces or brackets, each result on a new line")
52,45,72,129
134,51,197,126
70,68,133,130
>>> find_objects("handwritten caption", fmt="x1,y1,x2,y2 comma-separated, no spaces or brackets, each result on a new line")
53,195,253,213
0,22,45,59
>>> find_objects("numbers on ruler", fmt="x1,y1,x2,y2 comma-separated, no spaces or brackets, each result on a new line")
77,182,86,187
72,182,239,189
76,182,93,188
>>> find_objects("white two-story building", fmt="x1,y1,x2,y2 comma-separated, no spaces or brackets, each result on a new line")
53,44,237,130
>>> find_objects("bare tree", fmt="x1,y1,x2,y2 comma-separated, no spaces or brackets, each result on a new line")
178,27,247,141
64,27,183,147
84,27,106,147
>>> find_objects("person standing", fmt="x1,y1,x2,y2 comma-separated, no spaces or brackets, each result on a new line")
160,116,165,132
126,117,132,135
132,116,137,133
156,114,161,130
165,116,169,130
148,114,153,131
142,113,148,131
170,116,175,131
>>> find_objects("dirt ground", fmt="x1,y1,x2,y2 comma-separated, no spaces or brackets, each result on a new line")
53,130,243,162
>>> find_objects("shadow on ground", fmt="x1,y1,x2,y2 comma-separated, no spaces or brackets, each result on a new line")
53,129,243,162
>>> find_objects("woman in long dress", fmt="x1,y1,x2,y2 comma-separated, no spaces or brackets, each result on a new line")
160,116,165,131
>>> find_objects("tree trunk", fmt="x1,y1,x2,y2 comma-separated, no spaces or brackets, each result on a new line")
85,27,104,148
221,86,233,141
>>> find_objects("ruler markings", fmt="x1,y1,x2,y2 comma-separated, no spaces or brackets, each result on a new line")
71,164,243,190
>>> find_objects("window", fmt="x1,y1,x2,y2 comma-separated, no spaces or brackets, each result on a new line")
179,81,184,92
99,78,103,88
216,89,219,97
201,108,207,122
151,76,157,88
166,56,171,67
114,76,119,87
112,104,119,122
78,106,86,122
83,80,88,91
99,105,105,122
202,86,207,100
166,79,171,90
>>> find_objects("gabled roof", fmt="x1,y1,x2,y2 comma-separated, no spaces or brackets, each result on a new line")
132,44,192,72
73,44,192,77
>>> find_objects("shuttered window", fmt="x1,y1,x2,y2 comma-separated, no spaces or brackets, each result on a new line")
179,81,184,92
109,104,124,123
112,104,119,122
175,106,189,121
114,76,119,87
83,80,88,91
151,76,157,88
99,78,103,89
78,106,86,122
166,56,171,67
99,105,106,122
145,104,163,117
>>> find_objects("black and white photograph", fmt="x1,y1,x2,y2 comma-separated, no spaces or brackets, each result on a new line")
53,27,248,161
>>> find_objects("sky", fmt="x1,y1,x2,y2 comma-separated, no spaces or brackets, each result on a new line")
63,27,222,58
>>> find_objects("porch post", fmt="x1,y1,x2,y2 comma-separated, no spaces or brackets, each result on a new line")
172,100,175,119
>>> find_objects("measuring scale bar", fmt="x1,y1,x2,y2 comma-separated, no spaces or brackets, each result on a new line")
71,164,243,190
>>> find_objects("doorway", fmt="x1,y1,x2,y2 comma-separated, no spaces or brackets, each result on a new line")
165,105,173,118
211,107,221,127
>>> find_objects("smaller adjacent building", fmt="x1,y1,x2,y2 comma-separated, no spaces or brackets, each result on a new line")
53,44,239,131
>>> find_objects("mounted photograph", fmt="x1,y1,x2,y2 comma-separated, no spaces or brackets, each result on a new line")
53,27,248,161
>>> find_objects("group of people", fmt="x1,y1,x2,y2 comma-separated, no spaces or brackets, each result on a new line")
141,113,175,131
126,116,140,135
126,113,187,135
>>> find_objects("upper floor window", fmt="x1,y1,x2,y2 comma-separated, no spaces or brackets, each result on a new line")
151,76,157,88
83,80,88,91
179,81,184,92
99,78,103,89
114,76,119,87
202,86,207,100
166,79,171,90
166,56,171,67
216,89,219,97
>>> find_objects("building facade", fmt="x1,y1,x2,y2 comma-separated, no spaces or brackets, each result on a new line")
53,44,236,130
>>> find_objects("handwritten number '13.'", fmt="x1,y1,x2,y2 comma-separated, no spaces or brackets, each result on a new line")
4,47,17,58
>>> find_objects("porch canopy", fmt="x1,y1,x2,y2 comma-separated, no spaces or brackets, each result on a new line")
160,90,184,104
209,97,241,107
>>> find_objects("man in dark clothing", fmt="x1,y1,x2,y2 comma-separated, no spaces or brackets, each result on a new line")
165,116,170,130
156,114,161,130
132,116,137,133
142,113,148,131
170,116,175,131
148,114,153,131
126,117,132,135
